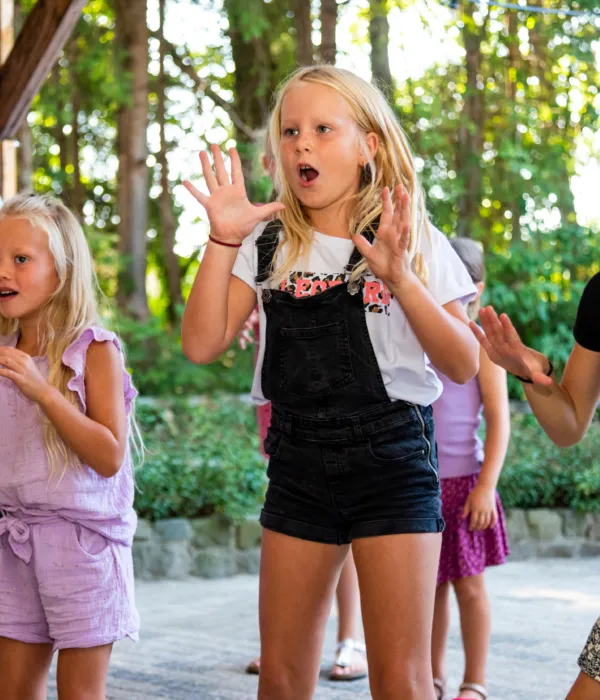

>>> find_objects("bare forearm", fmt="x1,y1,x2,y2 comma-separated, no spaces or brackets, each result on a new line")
389,275,479,384
39,388,124,477
478,418,510,489
182,241,238,363
523,379,582,447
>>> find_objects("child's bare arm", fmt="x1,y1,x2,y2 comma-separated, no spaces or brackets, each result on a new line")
478,346,510,491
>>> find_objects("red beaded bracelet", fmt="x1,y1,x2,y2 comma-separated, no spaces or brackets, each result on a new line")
208,235,242,249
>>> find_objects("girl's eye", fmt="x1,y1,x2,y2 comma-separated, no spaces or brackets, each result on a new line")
283,128,298,137
317,125,331,134
15,256,28,264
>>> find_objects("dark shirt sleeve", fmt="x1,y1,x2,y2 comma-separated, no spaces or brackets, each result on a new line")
573,273,600,352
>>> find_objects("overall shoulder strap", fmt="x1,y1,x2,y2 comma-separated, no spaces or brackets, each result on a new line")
255,219,283,284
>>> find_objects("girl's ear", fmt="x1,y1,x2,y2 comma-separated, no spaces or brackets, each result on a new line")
475,280,485,301
364,132,379,162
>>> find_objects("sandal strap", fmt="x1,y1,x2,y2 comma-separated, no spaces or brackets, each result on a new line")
459,682,488,699
434,678,446,700
335,638,366,668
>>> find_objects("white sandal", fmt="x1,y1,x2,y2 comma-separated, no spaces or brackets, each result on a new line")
329,638,368,681
454,682,488,699
434,678,447,700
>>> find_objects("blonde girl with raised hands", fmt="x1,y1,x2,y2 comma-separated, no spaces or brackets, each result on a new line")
182,65,479,700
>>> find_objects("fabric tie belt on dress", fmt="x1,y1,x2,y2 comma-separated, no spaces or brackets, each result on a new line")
0,511,63,564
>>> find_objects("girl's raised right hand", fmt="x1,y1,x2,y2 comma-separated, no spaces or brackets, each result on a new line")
183,145,285,244
470,306,553,387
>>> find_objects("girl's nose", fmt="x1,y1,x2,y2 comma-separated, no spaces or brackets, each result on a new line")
295,133,313,153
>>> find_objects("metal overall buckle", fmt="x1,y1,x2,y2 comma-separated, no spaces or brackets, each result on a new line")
262,288,272,303
347,280,360,296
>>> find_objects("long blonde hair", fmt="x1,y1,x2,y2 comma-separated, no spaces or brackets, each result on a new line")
0,193,138,475
268,65,430,285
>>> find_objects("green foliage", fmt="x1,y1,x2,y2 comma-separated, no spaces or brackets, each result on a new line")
134,396,266,522
114,314,254,396
133,401,600,524
498,413,600,512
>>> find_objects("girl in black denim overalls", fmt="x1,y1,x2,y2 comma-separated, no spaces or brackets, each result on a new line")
182,65,479,700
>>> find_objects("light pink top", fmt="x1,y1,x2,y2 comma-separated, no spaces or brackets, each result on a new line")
432,369,485,479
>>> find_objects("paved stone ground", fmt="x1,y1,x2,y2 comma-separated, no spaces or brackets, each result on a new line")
47,558,599,699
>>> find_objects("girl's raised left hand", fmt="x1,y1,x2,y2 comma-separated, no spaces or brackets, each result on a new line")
0,348,53,403
352,185,414,288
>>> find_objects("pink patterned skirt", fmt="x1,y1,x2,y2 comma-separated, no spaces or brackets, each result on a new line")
437,473,510,586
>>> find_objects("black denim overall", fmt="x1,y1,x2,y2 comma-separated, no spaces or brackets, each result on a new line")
256,221,443,544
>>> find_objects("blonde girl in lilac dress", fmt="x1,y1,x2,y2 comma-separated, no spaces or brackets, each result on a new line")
0,194,140,699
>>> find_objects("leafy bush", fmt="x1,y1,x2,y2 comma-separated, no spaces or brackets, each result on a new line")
133,400,600,523
134,396,266,522
498,412,600,512
114,314,254,397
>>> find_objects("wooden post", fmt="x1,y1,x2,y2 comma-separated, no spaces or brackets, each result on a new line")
0,0,16,200
0,0,87,141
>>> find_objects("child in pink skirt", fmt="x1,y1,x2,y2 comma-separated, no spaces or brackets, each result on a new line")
431,239,511,700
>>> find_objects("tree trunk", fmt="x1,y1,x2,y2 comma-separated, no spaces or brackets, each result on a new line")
223,0,272,200
369,0,393,99
457,5,485,238
114,0,149,319
13,0,32,192
158,0,181,323
293,0,313,66
70,37,83,218
319,0,337,64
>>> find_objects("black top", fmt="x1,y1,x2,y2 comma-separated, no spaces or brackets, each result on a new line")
574,273,600,352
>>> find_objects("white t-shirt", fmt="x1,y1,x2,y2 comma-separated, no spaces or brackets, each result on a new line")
232,222,477,407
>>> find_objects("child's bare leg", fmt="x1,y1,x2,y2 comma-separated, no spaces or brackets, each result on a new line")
258,529,348,700
431,581,451,688
56,644,113,700
0,637,53,700
566,672,600,700
331,550,366,678
353,532,442,700
452,573,490,697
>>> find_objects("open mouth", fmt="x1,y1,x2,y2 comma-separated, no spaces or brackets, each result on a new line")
0,289,18,300
299,164,319,184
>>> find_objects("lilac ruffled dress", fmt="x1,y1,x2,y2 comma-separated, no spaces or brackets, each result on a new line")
0,326,140,650
432,370,510,585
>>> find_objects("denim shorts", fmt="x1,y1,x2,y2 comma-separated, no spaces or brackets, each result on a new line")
260,402,444,545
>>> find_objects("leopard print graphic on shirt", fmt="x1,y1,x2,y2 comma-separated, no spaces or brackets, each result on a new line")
279,272,393,316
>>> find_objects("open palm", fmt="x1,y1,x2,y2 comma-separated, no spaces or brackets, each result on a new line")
352,185,412,287
471,307,553,386
183,145,284,243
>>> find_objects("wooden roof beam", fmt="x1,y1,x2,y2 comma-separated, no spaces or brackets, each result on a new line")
0,0,87,140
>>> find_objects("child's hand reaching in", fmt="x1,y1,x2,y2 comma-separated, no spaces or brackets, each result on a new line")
183,145,285,244
352,185,414,289
238,308,259,350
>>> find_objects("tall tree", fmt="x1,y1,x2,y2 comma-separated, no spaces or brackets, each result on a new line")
319,0,337,64
369,0,393,98
114,0,149,319
222,0,293,198
293,0,313,66
456,4,487,237
157,0,182,323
